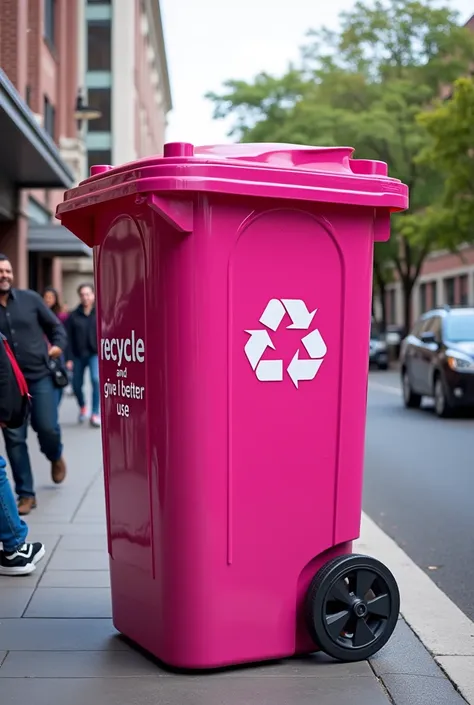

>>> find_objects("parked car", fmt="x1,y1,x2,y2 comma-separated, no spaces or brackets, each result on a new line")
369,321,389,370
400,306,474,417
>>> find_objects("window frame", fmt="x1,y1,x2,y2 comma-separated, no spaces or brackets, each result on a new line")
44,0,56,49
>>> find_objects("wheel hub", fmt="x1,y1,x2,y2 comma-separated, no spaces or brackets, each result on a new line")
352,599,368,618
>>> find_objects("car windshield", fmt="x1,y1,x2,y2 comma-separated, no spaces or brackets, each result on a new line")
444,313,474,342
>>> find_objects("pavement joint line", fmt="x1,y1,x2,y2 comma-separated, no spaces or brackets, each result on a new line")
367,659,396,704
358,512,474,703
69,467,103,523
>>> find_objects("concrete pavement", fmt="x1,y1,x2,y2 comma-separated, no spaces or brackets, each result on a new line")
0,391,469,704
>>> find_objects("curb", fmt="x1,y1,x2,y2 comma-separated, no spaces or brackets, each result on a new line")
357,513,474,703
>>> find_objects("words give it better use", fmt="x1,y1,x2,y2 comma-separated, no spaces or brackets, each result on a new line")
100,331,145,418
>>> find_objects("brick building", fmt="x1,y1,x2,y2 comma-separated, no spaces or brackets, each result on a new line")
0,0,87,292
0,0,171,307
59,0,172,307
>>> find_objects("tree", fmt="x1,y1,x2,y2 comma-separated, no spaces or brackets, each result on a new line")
414,77,474,248
207,0,474,332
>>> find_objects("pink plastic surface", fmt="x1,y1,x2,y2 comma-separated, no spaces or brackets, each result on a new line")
57,143,408,669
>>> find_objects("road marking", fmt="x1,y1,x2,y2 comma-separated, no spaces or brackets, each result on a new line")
357,513,474,702
369,381,402,396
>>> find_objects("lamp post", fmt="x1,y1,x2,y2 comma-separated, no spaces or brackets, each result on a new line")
73,89,102,128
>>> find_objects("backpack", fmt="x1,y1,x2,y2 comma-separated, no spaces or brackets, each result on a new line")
0,334,30,429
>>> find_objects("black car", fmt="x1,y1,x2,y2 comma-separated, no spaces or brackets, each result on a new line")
400,306,474,417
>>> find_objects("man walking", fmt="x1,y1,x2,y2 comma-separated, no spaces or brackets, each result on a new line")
0,255,67,515
66,283,100,427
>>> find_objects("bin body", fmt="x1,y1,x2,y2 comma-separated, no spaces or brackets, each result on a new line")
57,143,408,669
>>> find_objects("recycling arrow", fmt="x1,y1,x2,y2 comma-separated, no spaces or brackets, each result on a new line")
259,299,286,331
256,359,283,382
287,351,324,389
281,299,317,329
244,330,275,370
244,298,327,388
301,329,327,358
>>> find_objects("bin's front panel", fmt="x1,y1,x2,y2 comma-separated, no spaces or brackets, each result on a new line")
229,207,342,586
96,216,151,573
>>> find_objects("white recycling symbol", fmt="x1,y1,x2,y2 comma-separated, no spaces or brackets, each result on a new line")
244,299,327,388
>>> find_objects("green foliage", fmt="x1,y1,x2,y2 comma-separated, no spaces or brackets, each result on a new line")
416,77,474,246
207,0,474,329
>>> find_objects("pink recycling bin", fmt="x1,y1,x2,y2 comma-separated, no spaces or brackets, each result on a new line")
57,143,408,669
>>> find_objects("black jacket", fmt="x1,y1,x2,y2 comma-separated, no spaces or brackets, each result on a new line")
0,289,68,382
66,306,98,360
0,333,29,428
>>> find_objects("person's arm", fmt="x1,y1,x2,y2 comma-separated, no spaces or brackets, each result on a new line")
33,293,68,354
64,314,73,364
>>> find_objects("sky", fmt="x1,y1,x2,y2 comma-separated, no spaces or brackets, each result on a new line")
160,0,474,146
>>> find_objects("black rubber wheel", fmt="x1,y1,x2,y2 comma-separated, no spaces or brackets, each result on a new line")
378,362,389,371
306,554,400,662
402,369,421,409
434,374,454,418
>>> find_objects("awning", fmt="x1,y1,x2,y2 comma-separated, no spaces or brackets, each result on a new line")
0,70,74,189
28,224,92,257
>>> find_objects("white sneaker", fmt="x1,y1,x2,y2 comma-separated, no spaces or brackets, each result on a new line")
0,543,45,576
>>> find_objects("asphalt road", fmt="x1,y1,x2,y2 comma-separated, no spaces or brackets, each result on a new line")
364,369,474,621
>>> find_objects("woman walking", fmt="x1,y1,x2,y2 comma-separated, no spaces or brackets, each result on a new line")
43,287,70,404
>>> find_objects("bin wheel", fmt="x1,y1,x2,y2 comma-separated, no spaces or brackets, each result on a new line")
305,554,399,662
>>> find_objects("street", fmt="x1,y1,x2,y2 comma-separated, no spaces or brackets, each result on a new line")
364,369,474,621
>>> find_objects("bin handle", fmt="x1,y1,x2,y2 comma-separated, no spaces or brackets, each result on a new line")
195,144,355,171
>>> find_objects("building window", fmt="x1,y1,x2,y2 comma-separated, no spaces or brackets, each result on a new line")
419,283,427,314
25,85,31,107
460,275,468,306
88,0,111,3
87,150,112,174
43,96,55,139
430,281,438,309
87,88,111,132
44,0,56,47
88,20,112,71
444,277,455,306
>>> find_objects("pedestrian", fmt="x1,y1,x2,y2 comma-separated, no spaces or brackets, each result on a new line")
43,286,69,325
0,331,45,575
0,255,68,516
43,287,70,405
66,283,100,427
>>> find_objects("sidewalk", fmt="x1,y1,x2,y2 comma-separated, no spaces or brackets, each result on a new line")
0,395,467,705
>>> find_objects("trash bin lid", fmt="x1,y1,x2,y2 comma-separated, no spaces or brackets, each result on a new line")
57,142,408,221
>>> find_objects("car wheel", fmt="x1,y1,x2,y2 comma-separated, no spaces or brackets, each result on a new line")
402,369,421,409
434,375,453,418
378,362,388,371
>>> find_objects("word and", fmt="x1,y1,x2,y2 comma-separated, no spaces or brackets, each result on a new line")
100,331,145,367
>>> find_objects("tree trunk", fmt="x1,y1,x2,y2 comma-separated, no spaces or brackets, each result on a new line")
401,277,414,336
379,281,387,332
373,263,388,332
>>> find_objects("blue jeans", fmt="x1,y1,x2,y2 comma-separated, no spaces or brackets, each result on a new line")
73,355,99,415
0,455,28,552
2,375,63,499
